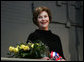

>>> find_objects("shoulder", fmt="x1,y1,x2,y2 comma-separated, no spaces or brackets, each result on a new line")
50,31,61,42
27,30,37,43
28,30,37,37
50,31,60,39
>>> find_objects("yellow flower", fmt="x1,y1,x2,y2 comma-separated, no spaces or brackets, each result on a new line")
9,46,15,52
23,46,30,51
14,48,19,53
28,42,32,46
36,43,40,46
31,44,34,48
20,44,25,49
16,45,19,48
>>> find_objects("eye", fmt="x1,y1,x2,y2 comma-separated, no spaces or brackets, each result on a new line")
38,16,42,19
44,15,48,18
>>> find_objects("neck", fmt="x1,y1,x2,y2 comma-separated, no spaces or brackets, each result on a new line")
39,27,48,31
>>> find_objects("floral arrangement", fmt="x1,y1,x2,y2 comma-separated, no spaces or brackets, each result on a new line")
7,40,50,59
7,40,65,61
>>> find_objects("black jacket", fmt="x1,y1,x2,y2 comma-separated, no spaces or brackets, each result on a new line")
26,29,65,59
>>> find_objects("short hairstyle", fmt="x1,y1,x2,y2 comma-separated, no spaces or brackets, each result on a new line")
33,6,52,26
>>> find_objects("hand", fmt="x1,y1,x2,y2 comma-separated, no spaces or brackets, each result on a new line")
41,57,50,60
60,59,66,61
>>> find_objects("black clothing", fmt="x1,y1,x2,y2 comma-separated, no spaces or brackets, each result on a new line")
26,29,65,59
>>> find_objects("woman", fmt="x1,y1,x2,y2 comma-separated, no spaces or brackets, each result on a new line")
26,6,65,61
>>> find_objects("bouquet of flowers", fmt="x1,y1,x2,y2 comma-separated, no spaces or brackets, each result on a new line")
7,40,50,59
7,40,65,61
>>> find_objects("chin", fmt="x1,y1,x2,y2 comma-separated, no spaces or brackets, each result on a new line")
41,25,48,28
40,23,49,27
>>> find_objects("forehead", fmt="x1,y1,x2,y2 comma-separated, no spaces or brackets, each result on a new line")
38,11,48,16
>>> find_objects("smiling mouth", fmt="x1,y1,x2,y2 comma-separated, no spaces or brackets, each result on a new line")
41,22,48,24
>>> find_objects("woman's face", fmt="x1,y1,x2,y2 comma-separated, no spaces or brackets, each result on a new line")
37,11,49,29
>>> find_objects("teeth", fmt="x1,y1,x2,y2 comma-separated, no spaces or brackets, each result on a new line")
41,22,47,23
41,22,46,23
41,23,47,24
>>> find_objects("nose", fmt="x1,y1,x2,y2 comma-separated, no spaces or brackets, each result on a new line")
42,17,45,21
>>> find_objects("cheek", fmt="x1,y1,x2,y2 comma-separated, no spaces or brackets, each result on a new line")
37,19,41,25
47,18,49,22
37,18,41,22
46,17,49,20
